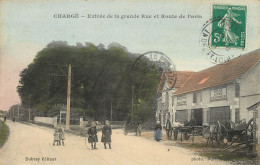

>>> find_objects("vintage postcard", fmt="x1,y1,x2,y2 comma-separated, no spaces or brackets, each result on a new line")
0,0,259,165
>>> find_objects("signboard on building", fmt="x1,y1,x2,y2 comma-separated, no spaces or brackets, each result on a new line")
177,96,186,106
210,86,227,101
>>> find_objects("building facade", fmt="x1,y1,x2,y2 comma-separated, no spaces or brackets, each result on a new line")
157,49,260,126
156,71,194,126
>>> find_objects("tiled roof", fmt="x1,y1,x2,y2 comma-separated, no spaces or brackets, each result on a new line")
157,71,194,93
175,49,260,95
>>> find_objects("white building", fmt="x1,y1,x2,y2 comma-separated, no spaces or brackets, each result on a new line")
157,49,260,126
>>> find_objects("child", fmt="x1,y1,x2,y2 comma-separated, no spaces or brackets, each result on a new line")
101,120,112,149
87,122,98,149
53,128,60,146
58,126,65,146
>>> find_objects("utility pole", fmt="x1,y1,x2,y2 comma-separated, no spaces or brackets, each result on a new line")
29,107,31,121
12,107,14,118
131,85,134,121
110,100,113,121
17,104,19,118
65,64,71,130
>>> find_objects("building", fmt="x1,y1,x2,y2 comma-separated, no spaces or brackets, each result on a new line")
156,71,194,126
157,49,260,126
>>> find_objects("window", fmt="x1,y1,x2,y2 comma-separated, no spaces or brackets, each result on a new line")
193,93,197,104
193,92,202,104
175,110,188,124
235,108,240,123
235,83,240,98
172,95,174,106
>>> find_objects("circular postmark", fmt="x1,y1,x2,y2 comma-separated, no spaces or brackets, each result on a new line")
200,15,246,64
131,51,177,90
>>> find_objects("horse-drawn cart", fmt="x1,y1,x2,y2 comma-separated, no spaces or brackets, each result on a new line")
123,122,142,136
166,119,203,142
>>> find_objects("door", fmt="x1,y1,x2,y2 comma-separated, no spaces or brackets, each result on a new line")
209,106,230,124
191,109,203,126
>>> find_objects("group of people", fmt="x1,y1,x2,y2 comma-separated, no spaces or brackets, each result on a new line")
87,120,112,149
53,124,65,146
53,120,112,149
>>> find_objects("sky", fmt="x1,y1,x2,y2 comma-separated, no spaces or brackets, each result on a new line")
0,0,259,111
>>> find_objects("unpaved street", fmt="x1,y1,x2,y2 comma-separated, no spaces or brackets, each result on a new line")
0,121,231,165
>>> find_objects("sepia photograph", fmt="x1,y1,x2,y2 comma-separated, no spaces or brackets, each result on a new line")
0,0,259,164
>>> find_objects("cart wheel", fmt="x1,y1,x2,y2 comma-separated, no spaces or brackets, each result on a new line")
184,128,190,140
245,118,253,148
215,121,227,147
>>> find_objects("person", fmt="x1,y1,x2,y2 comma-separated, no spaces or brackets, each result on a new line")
58,123,65,146
136,124,142,136
154,121,162,141
4,116,6,122
101,120,112,149
87,121,98,149
12,116,15,122
165,119,172,140
53,128,60,146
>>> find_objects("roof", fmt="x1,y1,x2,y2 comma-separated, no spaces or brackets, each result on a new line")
175,49,260,95
157,71,194,93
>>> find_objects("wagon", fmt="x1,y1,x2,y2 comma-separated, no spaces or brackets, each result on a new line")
123,122,142,136
205,118,254,151
169,119,203,142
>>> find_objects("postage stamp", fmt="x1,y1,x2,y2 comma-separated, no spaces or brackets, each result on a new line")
200,4,247,64
211,5,247,49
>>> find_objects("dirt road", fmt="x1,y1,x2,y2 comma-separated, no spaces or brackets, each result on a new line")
0,121,231,165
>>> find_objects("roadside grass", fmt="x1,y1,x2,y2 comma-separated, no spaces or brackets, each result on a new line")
0,121,9,147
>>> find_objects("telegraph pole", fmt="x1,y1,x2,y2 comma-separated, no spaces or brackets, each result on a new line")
65,64,71,130
131,85,134,121
110,100,113,121
17,104,19,119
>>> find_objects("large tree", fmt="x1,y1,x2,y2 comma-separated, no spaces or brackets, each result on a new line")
17,41,160,121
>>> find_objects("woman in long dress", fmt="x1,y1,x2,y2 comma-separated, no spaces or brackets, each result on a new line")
154,121,162,141
101,120,112,149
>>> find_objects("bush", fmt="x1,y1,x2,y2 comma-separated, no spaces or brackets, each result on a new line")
0,121,9,147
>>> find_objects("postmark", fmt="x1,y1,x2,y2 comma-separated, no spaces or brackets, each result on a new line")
200,4,247,64
132,51,177,90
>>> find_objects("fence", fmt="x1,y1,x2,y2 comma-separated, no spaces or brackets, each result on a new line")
34,116,57,127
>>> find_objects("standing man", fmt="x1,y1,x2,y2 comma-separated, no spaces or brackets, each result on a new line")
101,120,112,149
165,119,172,140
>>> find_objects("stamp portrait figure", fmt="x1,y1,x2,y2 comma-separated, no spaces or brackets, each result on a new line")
217,8,242,45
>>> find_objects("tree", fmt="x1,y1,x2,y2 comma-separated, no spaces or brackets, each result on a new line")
17,41,160,122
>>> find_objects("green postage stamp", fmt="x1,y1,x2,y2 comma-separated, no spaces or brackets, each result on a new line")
211,5,247,49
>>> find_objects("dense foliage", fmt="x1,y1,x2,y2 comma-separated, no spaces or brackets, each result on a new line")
17,41,160,122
